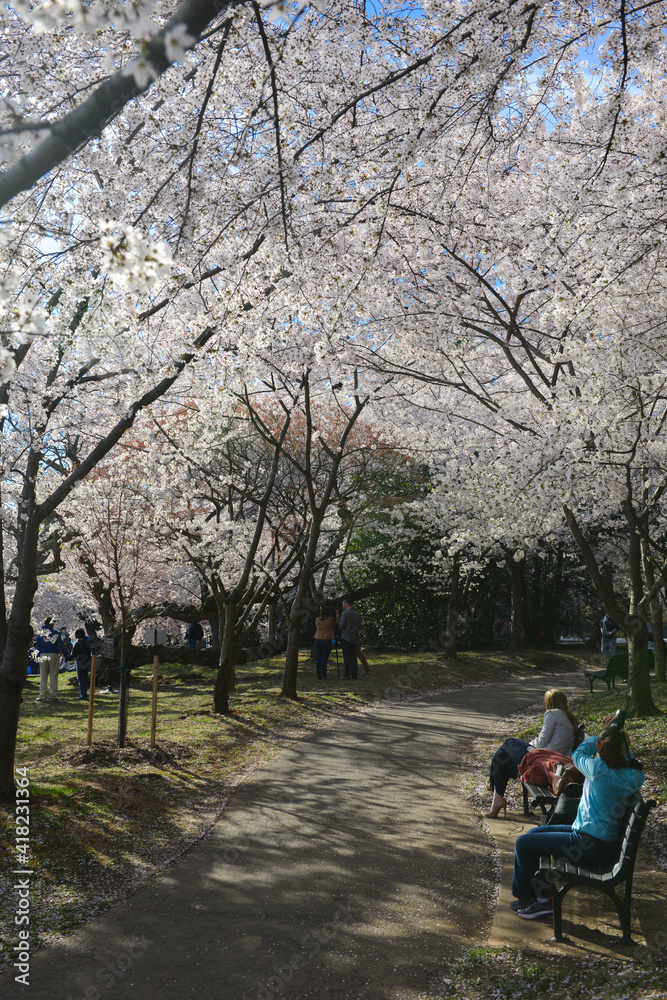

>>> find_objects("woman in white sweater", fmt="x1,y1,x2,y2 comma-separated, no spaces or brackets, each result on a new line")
485,689,578,819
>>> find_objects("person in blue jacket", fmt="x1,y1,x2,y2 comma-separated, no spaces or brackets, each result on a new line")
510,721,644,919
34,617,69,703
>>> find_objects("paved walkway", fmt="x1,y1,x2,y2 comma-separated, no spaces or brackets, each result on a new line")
2,670,647,1000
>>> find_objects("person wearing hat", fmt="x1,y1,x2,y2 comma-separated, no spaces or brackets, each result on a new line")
34,617,69,703
509,717,644,919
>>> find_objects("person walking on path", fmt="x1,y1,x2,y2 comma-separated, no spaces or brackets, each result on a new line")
600,613,618,661
339,597,362,679
313,605,336,679
34,617,68,703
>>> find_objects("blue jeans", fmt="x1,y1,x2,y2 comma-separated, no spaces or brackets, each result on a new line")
601,636,616,661
315,639,331,679
77,663,91,699
512,824,617,901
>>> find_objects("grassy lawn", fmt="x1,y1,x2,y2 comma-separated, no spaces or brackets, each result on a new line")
432,945,667,1000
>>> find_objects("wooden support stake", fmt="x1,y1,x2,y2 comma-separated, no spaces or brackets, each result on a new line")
87,654,97,746
150,653,159,748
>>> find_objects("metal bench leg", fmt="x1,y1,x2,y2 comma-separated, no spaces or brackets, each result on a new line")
522,783,530,816
551,887,564,941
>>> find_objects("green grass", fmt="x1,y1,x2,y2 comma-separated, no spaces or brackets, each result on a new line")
431,947,667,999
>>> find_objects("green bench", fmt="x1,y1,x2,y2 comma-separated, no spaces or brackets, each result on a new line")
584,650,655,693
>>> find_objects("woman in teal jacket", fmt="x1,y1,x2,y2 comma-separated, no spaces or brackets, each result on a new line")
510,723,644,919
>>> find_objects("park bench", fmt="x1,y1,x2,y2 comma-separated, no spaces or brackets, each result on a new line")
522,780,557,820
584,652,629,692
584,650,655,693
537,793,656,943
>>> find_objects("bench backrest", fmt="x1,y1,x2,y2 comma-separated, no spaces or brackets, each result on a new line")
607,652,629,674
608,650,655,674
609,794,655,878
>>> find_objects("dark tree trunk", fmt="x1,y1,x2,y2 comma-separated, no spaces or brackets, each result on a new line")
442,558,460,658
268,602,277,642
0,518,40,802
213,603,236,714
652,603,666,683
640,528,666,683
507,555,524,653
625,511,659,717
586,607,605,651
209,610,220,648
282,511,324,700
564,502,658,718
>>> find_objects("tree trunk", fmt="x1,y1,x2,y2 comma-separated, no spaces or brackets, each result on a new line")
213,603,236,714
626,518,659,716
586,607,605,651
209,610,220,648
652,603,666,683
0,671,24,802
282,590,306,701
268,602,277,642
507,556,524,652
564,502,658,716
0,518,41,802
640,528,666,683
626,628,659,717
442,558,460,658
282,516,324,700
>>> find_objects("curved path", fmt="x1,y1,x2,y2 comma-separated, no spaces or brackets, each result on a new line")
1,673,585,1000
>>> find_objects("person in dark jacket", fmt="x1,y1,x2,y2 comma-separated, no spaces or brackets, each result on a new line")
187,621,204,649
338,598,362,679
34,617,68,703
70,628,93,700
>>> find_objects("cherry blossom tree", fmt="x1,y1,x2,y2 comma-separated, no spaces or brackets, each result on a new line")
1,0,665,801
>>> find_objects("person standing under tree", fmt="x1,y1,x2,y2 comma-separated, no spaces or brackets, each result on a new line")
71,628,93,700
600,613,618,661
313,605,336,680
339,597,362,680
187,621,204,649
34,617,68,703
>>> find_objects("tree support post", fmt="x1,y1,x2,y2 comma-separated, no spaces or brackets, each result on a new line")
87,654,97,747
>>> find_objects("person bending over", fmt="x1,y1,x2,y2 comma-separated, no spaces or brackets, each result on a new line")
485,689,578,819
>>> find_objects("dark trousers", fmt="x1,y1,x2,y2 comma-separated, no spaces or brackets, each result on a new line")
314,639,331,679
341,638,358,678
76,663,91,699
489,738,531,797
